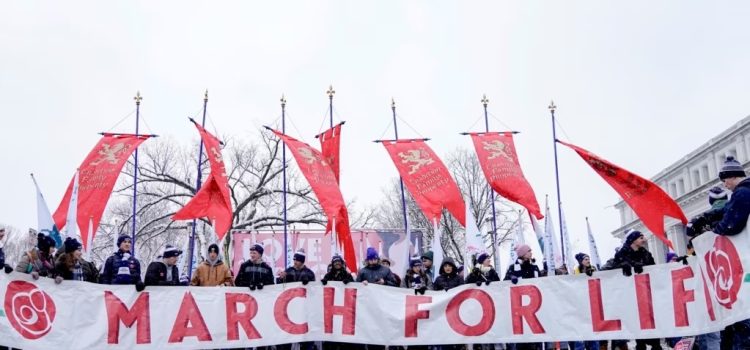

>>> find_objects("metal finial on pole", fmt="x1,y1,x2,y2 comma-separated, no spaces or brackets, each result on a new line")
481,94,500,269
327,85,335,128
326,85,335,98
281,94,289,267
391,97,396,110
130,91,142,256
549,100,566,264
188,91,209,280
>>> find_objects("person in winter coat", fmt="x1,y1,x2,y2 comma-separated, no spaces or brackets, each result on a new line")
465,252,500,286
54,237,98,283
433,257,463,291
190,243,233,286
16,233,58,282
100,235,145,291
321,254,354,285
0,228,13,273
401,256,432,292
421,250,434,281
356,247,397,287
145,245,186,286
275,249,316,350
504,244,541,284
573,252,596,277
380,257,402,287
612,231,662,350
235,243,274,289
686,186,731,237
277,248,316,284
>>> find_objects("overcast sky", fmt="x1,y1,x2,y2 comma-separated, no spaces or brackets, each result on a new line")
2,2,750,261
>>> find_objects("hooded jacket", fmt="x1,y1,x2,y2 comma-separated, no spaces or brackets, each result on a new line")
191,259,233,286
433,257,463,291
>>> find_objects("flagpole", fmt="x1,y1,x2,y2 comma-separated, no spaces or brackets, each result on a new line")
482,94,500,269
281,95,289,268
187,90,209,280
391,98,411,253
131,91,142,256
549,101,567,264
327,85,338,254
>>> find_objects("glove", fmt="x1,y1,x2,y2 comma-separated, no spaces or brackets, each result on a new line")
54,276,63,284
4,264,12,274
676,256,689,266
256,283,264,290
418,287,427,295
485,280,491,286
342,279,350,285
31,271,40,280
135,281,145,292
475,280,482,287
249,284,256,291
510,276,519,285
621,264,632,277
321,279,328,286
301,278,309,285
585,269,593,277
633,263,644,274
179,275,189,285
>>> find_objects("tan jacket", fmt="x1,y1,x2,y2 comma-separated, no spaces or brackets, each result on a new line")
190,260,233,286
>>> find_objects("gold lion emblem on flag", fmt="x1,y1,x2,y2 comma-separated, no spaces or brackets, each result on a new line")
398,149,434,174
482,140,514,162
299,147,328,166
91,142,130,166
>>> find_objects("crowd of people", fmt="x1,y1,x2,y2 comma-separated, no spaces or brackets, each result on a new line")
1,156,750,350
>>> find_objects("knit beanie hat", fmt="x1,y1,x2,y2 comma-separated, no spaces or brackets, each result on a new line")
117,235,131,248
366,247,379,261
575,253,588,264
37,233,56,252
381,257,392,266
250,243,264,255
719,156,746,180
666,251,678,263
515,244,531,258
293,248,306,263
162,245,183,258
477,252,490,265
421,250,433,261
409,256,422,268
207,243,220,255
64,237,82,254
331,254,344,265
624,230,644,247
708,186,730,205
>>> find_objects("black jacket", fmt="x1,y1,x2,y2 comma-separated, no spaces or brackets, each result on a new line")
504,258,541,281
277,265,316,284
356,264,397,286
145,261,183,286
612,245,655,270
323,267,354,283
100,250,142,285
235,260,275,287
433,258,463,291
715,178,750,236
465,266,500,284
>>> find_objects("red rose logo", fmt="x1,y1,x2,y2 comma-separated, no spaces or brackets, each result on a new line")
704,236,744,309
3,280,56,339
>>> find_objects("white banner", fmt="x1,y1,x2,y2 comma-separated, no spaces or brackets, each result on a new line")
0,230,748,349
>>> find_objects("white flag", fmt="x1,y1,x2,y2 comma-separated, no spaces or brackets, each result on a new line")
84,216,93,260
464,197,484,278
586,217,602,269
63,170,80,241
31,174,62,248
560,205,575,274
542,197,557,273
431,219,443,282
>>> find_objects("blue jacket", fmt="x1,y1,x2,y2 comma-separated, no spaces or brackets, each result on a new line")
100,250,143,285
715,178,750,236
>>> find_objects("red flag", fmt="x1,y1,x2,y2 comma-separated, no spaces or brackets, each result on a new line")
53,134,150,246
173,121,233,241
270,129,358,271
558,140,687,248
382,139,466,227
317,122,343,183
469,132,543,219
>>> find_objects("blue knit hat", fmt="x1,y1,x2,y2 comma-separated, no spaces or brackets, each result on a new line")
624,230,644,247
719,156,746,180
293,249,306,263
666,251,678,263
575,252,588,264
117,235,131,248
366,247,379,261
708,186,730,205
477,252,490,265
409,256,422,268
250,243,264,255
331,254,344,265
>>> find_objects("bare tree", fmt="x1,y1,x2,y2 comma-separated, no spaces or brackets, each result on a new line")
0,224,37,267
374,147,520,264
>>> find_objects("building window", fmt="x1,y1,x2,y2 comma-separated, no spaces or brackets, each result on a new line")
670,183,677,197
692,169,701,187
678,178,686,196
701,164,709,183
